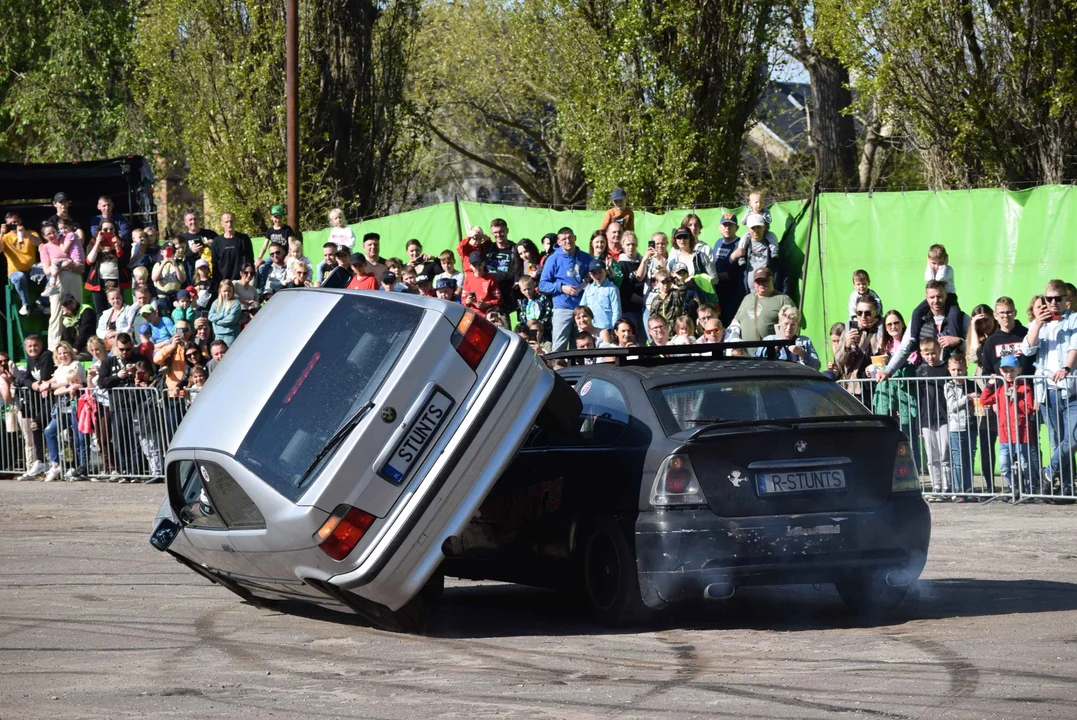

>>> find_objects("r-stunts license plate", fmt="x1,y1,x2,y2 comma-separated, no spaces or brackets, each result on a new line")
379,389,455,485
757,468,847,495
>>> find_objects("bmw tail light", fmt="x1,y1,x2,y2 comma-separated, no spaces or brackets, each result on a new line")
315,505,377,561
452,311,497,370
891,441,920,493
650,454,707,507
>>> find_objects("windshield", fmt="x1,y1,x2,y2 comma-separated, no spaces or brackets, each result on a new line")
650,378,870,435
235,296,423,501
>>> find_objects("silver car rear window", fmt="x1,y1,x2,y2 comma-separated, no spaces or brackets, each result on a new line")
235,295,424,501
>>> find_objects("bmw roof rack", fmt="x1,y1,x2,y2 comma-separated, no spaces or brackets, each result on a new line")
544,340,787,366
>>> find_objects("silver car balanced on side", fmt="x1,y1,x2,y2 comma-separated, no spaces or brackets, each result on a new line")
149,288,578,632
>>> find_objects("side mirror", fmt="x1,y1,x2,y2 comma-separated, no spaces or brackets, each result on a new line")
149,517,180,551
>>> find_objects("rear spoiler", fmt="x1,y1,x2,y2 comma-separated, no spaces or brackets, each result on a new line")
671,414,900,443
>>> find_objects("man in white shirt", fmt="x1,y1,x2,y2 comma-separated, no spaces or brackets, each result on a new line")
1020,278,1077,497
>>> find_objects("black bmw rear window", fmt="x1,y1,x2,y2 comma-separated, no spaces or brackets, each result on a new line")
235,295,423,501
651,378,870,434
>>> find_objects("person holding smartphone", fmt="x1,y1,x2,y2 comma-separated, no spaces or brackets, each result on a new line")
1020,279,1077,498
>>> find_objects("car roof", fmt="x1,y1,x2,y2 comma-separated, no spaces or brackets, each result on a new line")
561,358,824,390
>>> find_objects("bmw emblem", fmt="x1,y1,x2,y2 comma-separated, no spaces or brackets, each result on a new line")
381,407,397,423
795,440,807,453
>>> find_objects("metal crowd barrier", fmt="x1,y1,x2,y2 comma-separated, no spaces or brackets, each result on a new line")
0,385,194,483
840,374,1076,503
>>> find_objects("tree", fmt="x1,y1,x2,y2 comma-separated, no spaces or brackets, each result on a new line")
0,0,142,161
816,0,1077,187
785,0,858,189
410,0,591,207
413,0,776,209
135,0,422,231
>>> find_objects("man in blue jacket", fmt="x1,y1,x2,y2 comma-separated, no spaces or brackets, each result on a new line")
539,227,592,351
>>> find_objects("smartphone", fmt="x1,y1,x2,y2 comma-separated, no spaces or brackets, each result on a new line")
648,240,656,249
848,315,858,331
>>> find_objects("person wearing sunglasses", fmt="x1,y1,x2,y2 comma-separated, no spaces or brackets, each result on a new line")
833,296,886,400
257,242,289,300
1020,279,1077,499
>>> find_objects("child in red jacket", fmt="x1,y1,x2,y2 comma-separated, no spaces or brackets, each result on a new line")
980,355,1041,496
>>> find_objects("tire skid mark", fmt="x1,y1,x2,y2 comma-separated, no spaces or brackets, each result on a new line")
887,633,980,697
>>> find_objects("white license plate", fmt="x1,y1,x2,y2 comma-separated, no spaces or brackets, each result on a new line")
757,468,846,495
379,389,455,485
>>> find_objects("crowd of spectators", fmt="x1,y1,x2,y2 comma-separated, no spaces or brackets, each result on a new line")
2,187,1075,497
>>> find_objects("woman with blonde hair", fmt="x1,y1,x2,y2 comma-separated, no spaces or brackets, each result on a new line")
41,341,88,482
207,279,243,346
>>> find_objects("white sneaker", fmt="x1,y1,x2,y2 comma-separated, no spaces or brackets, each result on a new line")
42,465,62,482
28,460,50,476
18,305,29,316
41,282,60,298
65,467,77,481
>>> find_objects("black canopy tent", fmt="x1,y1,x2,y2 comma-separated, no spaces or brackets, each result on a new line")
0,156,157,232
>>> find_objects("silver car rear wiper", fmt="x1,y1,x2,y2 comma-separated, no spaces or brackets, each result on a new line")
296,400,376,488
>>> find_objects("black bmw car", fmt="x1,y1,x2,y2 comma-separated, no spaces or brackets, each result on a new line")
444,343,931,626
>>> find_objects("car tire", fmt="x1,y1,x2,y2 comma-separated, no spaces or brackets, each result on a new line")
835,572,909,615
580,516,651,627
535,371,583,432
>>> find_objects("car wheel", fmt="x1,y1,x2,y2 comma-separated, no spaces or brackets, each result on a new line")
580,516,651,627
535,371,583,432
835,572,909,615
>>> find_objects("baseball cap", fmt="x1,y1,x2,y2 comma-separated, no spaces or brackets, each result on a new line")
588,259,605,273
435,277,457,290
53,192,69,203
382,272,397,285
195,258,209,268
610,187,626,202
468,250,484,265
753,267,774,281
270,204,285,217
745,213,767,228
720,212,738,226
415,273,432,285
139,304,157,316
672,227,692,240
672,262,689,274
175,289,190,300
1000,355,1020,369
349,252,364,265
362,232,380,242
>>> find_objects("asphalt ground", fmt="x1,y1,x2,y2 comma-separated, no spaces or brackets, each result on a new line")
1,482,1076,719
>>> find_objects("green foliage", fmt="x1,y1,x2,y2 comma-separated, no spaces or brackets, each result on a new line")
815,0,1077,186
414,0,775,209
135,0,422,232
0,0,142,161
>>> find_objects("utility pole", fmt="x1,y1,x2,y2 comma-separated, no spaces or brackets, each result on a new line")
286,0,299,232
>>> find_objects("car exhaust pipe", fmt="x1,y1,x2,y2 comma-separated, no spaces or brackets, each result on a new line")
702,582,735,600
885,570,912,587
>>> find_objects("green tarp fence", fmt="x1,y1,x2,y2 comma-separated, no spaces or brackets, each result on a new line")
303,185,1077,362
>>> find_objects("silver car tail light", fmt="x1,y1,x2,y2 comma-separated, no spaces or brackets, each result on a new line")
315,505,377,561
650,454,707,507
451,311,497,370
